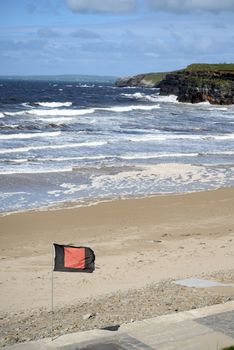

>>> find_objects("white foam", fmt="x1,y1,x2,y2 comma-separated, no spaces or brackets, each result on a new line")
120,152,198,160
21,103,31,108
121,92,145,99
121,93,178,103
127,133,234,142
29,108,95,117
98,104,160,113
36,102,72,108
153,95,178,103
200,150,234,156
38,117,73,123
208,107,228,111
5,108,95,117
127,134,201,142
36,155,109,162
80,84,95,88
0,168,73,175
0,141,107,154
196,101,211,106
0,112,5,118
3,159,28,164
0,131,61,140
4,111,25,116
211,134,234,140
90,163,226,192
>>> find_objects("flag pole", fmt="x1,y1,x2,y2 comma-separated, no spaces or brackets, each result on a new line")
51,244,54,340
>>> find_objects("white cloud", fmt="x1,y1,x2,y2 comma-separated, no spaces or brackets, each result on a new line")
146,0,234,13
66,0,136,13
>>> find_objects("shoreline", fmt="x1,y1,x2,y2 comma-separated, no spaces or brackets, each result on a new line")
0,185,232,217
0,187,234,345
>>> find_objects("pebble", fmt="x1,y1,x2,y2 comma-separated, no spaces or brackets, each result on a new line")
1,270,233,348
82,313,96,321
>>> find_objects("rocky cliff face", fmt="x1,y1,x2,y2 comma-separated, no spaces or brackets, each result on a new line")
158,69,234,105
115,64,234,105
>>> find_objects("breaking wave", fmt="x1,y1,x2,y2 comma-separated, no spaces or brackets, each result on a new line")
36,102,73,108
0,141,107,154
98,104,160,112
0,131,61,140
121,93,178,103
5,108,95,117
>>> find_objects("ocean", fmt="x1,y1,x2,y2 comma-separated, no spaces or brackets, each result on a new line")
0,79,233,213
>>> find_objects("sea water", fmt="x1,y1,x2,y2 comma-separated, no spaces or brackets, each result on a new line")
0,79,233,213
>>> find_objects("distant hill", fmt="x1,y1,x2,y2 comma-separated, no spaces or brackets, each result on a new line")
0,74,117,83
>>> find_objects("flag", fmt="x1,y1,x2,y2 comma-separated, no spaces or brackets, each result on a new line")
53,244,95,273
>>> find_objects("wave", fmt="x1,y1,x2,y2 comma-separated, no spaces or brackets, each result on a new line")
120,151,234,159
3,104,160,118
2,158,29,164
0,168,73,175
0,131,61,140
36,102,72,108
38,117,73,123
152,95,178,103
121,92,159,102
79,84,95,88
3,150,234,166
208,134,234,140
208,107,228,111
98,104,160,113
0,112,5,118
127,133,234,142
5,155,111,164
201,151,234,156
121,93,178,103
4,108,95,117
0,141,107,154
121,92,145,99
120,152,198,160
127,134,200,142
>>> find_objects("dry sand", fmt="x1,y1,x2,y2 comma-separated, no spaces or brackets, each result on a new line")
0,188,234,345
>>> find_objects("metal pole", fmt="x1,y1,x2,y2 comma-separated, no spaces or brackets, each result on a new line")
51,244,54,340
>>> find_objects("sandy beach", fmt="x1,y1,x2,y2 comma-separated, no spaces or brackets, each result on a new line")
0,188,234,345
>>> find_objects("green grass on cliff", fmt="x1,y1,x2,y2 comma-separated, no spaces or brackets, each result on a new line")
143,72,167,84
185,63,234,72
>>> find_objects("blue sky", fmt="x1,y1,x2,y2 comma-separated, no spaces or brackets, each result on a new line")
0,0,234,76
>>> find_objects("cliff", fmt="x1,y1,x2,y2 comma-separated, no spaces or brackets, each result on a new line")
115,72,167,88
115,64,234,105
158,64,234,105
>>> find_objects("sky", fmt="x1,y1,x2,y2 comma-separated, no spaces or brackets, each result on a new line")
0,0,234,76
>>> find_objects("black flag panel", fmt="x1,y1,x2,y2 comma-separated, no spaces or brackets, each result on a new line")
53,244,95,273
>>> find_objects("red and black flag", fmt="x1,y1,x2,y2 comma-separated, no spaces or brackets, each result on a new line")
53,244,95,273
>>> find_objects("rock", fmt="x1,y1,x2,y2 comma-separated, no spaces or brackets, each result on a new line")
82,313,96,320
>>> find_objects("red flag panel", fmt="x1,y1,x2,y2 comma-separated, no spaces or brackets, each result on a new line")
64,247,85,269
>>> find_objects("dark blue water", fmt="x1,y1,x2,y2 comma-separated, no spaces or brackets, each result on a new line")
0,79,233,213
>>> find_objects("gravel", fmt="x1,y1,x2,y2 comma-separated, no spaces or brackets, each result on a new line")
1,270,234,347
